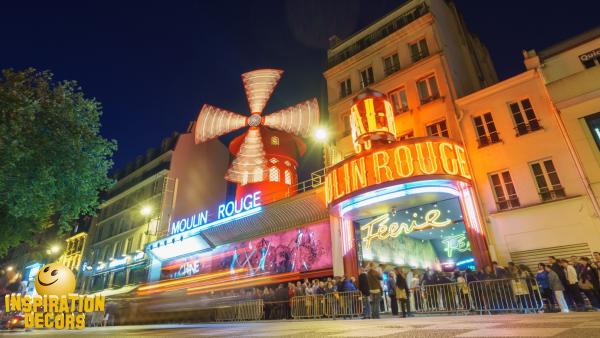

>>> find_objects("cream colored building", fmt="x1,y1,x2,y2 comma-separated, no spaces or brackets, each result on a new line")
58,232,87,272
456,69,600,268
324,0,496,164
524,27,600,219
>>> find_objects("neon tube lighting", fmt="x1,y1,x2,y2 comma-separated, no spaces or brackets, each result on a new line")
341,185,459,216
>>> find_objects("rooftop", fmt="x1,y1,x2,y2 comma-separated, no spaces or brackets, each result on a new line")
539,25,600,60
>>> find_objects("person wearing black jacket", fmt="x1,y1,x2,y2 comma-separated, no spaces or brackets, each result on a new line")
358,265,371,319
394,268,410,318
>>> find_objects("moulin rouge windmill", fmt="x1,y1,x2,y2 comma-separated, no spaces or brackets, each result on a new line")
194,69,320,203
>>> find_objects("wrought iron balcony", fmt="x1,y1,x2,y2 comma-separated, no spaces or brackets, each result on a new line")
327,3,429,68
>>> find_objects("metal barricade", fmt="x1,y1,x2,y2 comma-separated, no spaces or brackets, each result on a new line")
290,295,325,319
468,278,543,314
412,282,470,314
323,291,363,318
215,299,264,321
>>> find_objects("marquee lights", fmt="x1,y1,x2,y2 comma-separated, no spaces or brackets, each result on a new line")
325,138,472,206
170,191,262,235
360,209,452,249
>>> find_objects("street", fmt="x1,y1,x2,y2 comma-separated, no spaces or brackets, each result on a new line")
3,312,600,337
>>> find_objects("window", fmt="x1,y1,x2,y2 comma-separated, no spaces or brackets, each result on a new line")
342,114,351,136
383,53,400,76
284,170,292,185
584,112,600,151
389,88,409,114
359,67,374,88
339,78,352,98
125,237,132,254
473,113,500,147
410,38,430,62
530,159,566,202
399,130,414,140
426,120,449,137
269,166,280,182
509,98,541,136
489,171,520,211
270,136,279,145
417,75,440,104
112,270,126,288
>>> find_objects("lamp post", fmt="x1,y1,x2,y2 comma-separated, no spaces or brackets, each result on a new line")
140,205,157,238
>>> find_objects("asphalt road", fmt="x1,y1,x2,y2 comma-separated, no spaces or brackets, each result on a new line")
2,312,600,337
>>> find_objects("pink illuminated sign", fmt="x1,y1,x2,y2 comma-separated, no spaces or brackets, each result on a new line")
161,222,332,280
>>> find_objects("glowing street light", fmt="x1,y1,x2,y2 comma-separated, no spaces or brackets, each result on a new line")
314,127,328,142
50,245,61,254
140,205,152,217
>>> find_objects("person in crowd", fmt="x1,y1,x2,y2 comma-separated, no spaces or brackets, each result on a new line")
548,256,569,289
316,281,327,295
335,276,344,293
535,263,555,312
358,264,371,319
394,267,410,318
571,256,584,275
545,264,569,313
455,270,470,310
482,265,496,280
294,281,305,297
342,276,357,292
559,259,584,311
386,271,398,316
593,252,600,268
578,256,600,309
492,261,508,278
408,270,419,313
367,262,383,319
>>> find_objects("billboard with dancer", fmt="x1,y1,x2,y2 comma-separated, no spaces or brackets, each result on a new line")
160,222,332,280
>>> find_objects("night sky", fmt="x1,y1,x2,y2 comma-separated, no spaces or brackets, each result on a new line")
2,1,598,179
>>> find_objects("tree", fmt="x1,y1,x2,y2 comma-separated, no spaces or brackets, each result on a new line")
0,68,116,257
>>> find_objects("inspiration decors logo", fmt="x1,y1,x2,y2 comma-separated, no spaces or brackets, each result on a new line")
4,262,105,330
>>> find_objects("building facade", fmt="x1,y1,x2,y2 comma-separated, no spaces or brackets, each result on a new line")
456,69,600,268
58,232,87,273
322,0,498,276
79,131,229,295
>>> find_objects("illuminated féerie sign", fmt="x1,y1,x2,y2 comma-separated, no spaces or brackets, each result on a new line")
325,138,471,206
361,209,452,249
442,233,471,257
169,191,262,235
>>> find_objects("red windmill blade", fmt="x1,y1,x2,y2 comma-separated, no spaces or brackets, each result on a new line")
194,69,320,185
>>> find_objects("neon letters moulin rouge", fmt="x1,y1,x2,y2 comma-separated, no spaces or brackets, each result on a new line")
169,191,261,235
325,138,472,206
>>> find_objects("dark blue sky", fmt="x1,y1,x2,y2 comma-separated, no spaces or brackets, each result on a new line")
2,1,598,178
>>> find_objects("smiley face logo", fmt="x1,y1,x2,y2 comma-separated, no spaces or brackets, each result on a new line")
34,263,76,296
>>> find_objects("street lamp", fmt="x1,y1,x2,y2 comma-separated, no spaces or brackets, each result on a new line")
140,205,152,217
314,127,329,142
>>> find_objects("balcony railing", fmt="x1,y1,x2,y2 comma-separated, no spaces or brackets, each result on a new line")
477,133,501,148
411,50,430,63
515,120,542,136
384,64,401,77
496,197,520,211
327,3,429,68
539,187,566,202
419,93,440,105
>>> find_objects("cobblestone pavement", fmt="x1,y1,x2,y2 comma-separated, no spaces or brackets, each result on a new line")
3,312,600,337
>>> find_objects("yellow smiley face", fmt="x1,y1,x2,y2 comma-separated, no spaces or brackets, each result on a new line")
34,263,76,296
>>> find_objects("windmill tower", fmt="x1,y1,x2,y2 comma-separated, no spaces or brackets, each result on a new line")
194,69,320,203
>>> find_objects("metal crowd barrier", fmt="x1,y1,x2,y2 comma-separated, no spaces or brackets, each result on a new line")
410,278,543,315
323,291,364,318
215,299,264,321
291,295,325,319
412,282,470,314
468,278,543,314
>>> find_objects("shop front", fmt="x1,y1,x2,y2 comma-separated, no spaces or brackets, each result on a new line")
325,89,491,278
141,189,332,295
326,138,491,278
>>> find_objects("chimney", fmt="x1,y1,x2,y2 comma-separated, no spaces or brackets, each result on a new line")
522,49,541,70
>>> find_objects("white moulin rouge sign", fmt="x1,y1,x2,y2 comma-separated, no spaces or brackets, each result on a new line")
169,191,262,235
